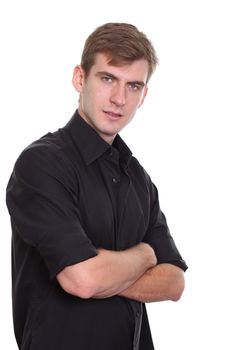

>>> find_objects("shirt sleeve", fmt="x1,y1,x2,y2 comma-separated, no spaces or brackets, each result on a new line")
6,142,98,279
143,174,188,272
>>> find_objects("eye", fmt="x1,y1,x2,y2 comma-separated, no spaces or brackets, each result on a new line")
101,76,113,83
128,83,143,92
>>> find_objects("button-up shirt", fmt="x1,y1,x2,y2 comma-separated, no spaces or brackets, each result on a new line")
6,110,187,350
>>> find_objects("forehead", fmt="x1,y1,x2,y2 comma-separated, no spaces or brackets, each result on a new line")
90,53,149,83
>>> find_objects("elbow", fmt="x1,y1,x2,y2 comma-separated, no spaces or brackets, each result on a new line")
57,267,98,299
67,280,96,299
170,286,184,302
170,274,185,302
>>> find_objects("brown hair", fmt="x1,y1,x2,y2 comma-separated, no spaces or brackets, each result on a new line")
80,23,158,83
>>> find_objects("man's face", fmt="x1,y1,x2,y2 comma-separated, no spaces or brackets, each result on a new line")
73,53,149,144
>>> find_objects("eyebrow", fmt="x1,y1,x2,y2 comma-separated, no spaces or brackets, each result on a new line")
96,71,146,87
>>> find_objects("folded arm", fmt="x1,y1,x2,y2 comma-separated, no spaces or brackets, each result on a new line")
118,263,185,303
57,242,157,299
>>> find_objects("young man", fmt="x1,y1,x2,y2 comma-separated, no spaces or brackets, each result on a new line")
6,23,188,350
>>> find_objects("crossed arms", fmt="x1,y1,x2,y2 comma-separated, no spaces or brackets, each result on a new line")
7,145,185,304
57,243,185,303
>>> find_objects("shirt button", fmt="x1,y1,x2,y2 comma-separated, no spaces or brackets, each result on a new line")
109,151,113,156
112,177,118,183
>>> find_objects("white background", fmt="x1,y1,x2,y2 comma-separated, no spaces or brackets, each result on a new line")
1,1,232,349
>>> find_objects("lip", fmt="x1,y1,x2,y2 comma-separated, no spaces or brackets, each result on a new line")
103,110,123,119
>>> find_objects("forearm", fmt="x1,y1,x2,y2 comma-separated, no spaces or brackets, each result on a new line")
57,243,157,299
118,263,185,303
92,244,157,298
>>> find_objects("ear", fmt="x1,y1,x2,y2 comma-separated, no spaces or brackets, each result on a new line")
138,86,148,108
72,65,85,93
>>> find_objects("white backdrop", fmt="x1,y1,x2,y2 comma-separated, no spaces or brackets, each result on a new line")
1,1,232,349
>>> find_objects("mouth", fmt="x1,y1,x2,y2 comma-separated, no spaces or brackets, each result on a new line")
103,110,123,119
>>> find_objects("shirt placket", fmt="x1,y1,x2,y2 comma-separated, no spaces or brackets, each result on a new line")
102,150,143,350
99,148,121,250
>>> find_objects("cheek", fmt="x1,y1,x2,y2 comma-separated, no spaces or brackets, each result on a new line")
89,86,107,107
128,96,142,112
82,87,99,111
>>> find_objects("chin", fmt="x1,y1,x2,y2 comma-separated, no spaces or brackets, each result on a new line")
101,128,119,138
98,122,121,135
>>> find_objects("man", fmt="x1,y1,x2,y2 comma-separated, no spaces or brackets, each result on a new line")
6,23,188,350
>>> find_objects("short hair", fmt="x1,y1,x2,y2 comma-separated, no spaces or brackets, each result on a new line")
81,23,158,83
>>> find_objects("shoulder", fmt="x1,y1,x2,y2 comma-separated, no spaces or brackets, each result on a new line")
129,156,147,178
15,134,62,170
129,156,155,186
14,132,77,186
129,156,159,200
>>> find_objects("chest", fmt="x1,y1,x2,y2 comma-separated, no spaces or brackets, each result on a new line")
75,158,150,250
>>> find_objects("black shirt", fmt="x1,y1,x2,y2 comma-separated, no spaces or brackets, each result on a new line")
6,110,187,350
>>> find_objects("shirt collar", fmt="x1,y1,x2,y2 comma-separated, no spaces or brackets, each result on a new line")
112,134,132,169
65,110,132,168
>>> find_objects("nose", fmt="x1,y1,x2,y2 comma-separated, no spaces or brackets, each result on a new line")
110,84,126,107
